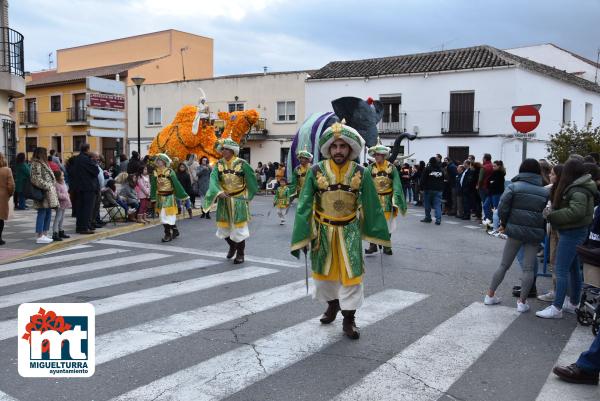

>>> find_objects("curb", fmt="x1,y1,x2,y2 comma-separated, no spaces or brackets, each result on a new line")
1,209,206,265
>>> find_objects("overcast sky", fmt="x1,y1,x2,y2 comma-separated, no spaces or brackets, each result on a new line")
11,0,600,75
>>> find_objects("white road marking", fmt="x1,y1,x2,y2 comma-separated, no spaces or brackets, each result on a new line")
444,221,459,225
464,225,480,229
333,302,517,401
0,390,18,401
0,253,167,288
0,248,127,273
0,257,212,312
0,265,273,341
97,239,303,267
109,289,428,401
96,280,313,365
535,326,599,401
40,244,93,255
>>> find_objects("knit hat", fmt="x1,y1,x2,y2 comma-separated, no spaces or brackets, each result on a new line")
319,120,365,160
216,138,240,156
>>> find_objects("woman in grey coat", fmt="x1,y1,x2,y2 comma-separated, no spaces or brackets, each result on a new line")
484,159,549,313
197,156,212,218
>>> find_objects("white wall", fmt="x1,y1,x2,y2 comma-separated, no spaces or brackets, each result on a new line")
306,66,600,177
507,44,600,83
126,71,308,165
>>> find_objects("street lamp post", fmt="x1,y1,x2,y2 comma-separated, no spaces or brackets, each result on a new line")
131,76,146,155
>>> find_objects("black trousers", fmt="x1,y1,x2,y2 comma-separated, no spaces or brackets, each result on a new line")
89,190,101,227
76,191,95,231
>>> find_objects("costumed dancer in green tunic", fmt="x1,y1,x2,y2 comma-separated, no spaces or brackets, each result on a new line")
273,177,291,225
365,140,407,256
288,146,313,200
290,121,391,339
203,138,258,264
150,153,190,242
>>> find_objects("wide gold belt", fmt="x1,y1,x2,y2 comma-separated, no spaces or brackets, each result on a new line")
316,212,357,226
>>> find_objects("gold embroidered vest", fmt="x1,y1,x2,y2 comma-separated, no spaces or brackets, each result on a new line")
314,161,362,222
154,167,174,194
217,158,246,195
371,162,393,195
296,164,309,193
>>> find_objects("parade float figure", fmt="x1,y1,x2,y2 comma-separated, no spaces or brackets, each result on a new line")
273,176,291,225
287,146,313,200
148,97,259,163
365,140,407,256
203,138,258,264
150,153,190,242
287,97,417,182
290,121,391,339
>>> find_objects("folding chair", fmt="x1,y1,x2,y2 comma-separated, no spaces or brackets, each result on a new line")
101,205,126,226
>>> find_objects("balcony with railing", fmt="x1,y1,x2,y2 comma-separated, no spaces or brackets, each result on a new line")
378,113,407,137
66,107,87,124
19,111,37,127
247,118,268,140
441,111,480,135
0,27,25,97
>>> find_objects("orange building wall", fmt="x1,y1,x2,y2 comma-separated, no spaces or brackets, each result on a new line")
56,30,214,82
16,82,101,159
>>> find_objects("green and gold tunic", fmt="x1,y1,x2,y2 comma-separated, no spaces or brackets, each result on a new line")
203,156,258,229
288,164,310,198
367,160,407,220
291,159,390,286
274,185,291,209
150,167,189,217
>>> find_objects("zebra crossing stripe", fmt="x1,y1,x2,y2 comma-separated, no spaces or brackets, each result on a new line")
109,289,428,401
40,244,93,255
0,253,167,288
97,239,303,268
0,390,17,401
0,248,127,273
96,280,312,365
535,326,599,401
0,257,215,311
333,302,517,401
0,265,274,341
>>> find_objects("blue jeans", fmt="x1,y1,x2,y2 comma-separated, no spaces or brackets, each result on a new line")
35,208,52,234
481,188,493,221
553,227,589,309
577,329,600,373
17,192,26,209
424,190,442,222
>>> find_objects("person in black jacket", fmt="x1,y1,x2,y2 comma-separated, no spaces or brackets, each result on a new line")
127,151,143,175
420,156,445,225
487,160,506,213
175,162,194,219
68,143,100,234
460,160,475,220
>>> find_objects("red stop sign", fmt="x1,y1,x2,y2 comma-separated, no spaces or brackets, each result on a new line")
512,105,540,133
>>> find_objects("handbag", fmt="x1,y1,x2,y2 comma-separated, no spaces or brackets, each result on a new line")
23,179,44,201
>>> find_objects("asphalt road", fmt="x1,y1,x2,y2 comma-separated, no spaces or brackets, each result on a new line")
0,195,597,401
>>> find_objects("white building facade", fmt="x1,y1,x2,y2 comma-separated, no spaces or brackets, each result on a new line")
306,45,600,176
127,71,310,166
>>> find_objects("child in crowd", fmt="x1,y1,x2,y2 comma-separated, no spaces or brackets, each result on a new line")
52,170,71,241
136,166,151,223
119,175,141,222
101,179,128,220
273,177,290,225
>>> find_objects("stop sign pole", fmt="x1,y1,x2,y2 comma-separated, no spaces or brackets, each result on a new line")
511,104,541,161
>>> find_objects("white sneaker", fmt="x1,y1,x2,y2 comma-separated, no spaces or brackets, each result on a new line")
536,305,563,319
482,219,492,226
35,236,52,244
487,230,497,236
484,295,501,305
517,301,530,313
562,298,578,314
537,291,555,302
498,233,507,240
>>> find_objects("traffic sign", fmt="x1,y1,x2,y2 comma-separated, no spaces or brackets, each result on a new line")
511,105,540,133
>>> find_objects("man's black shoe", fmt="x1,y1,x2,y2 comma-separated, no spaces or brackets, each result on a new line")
512,285,538,298
420,218,432,223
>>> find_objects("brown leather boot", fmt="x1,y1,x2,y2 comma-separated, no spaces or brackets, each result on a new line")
341,310,360,340
319,300,340,324
161,224,172,242
233,240,245,264
364,243,377,255
225,237,236,259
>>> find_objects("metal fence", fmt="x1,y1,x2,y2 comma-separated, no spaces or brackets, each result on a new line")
0,27,24,78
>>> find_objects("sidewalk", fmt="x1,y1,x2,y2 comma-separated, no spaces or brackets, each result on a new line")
0,205,202,262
